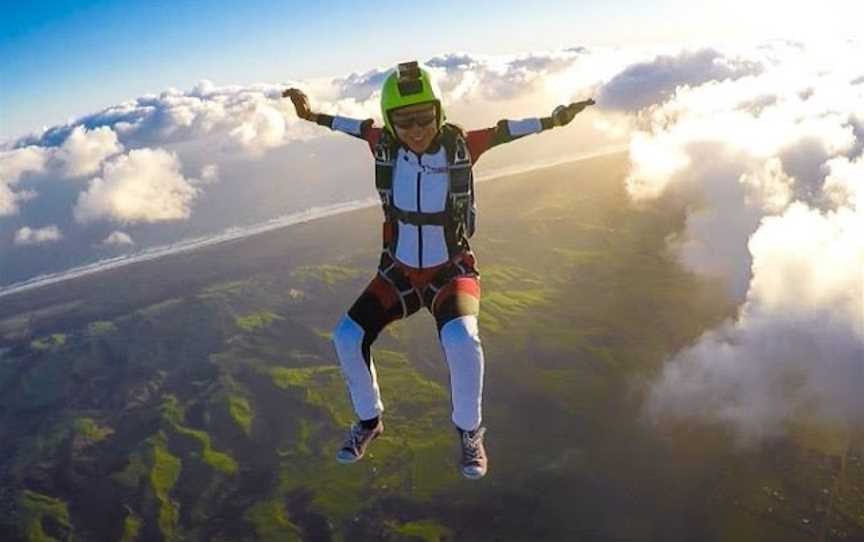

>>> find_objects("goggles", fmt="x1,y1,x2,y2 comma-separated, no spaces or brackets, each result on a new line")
391,108,437,130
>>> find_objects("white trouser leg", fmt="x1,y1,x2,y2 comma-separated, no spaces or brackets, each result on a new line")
332,314,383,420
439,315,485,431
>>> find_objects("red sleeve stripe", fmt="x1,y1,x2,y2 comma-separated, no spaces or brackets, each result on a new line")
365,126,383,151
466,128,496,163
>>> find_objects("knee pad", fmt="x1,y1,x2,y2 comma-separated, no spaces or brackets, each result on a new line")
440,315,482,353
333,314,365,361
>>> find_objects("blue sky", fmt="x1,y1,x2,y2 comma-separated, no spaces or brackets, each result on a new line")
2,0,860,141
0,0,689,141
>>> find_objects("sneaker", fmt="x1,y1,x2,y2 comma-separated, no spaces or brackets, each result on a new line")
458,427,487,479
336,420,383,464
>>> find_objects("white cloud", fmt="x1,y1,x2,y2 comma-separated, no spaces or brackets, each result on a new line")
597,48,763,111
14,225,63,246
17,81,296,155
630,40,864,440
0,146,47,215
57,125,123,177
326,49,612,118
622,48,861,300
226,102,286,153
198,164,219,184
823,155,864,210
0,127,122,216
74,148,200,224
7,49,618,169
646,203,863,443
102,231,135,246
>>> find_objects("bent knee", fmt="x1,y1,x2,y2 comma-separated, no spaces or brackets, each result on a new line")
440,315,482,349
333,314,364,352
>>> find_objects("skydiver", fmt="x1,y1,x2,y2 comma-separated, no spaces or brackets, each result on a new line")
284,61,593,479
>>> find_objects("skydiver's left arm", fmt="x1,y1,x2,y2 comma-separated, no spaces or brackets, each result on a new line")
282,87,383,147
466,99,595,162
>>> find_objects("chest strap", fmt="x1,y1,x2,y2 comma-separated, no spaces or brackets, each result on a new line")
392,209,447,226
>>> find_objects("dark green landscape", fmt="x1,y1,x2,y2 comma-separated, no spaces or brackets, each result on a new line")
0,154,861,541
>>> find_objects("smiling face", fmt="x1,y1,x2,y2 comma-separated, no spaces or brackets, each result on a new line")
390,103,439,154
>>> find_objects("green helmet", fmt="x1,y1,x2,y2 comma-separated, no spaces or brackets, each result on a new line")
380,61,444,135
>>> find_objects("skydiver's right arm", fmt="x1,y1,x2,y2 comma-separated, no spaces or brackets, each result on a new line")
282,88,381,147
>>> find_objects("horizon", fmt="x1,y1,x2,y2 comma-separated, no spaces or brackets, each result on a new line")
0,148,625,299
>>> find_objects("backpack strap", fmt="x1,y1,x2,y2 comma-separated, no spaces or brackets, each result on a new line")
373,130,400,250
441,124,477,255
373,130,396,211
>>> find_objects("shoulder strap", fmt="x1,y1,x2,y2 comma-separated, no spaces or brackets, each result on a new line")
373,129,398,163
440,124,470,165
440,124,477,243
374,130,397,214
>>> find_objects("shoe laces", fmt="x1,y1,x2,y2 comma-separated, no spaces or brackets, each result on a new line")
344,423,366,451
461,427,486,461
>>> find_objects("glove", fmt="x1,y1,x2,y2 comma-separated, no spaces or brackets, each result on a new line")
552,99,595,127
283,88,315,121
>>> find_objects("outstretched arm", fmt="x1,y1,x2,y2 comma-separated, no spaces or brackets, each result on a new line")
282,88,381,148
466,99,595,162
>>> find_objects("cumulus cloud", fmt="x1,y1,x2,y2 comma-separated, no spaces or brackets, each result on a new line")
0,127,123,216
0,146,47,215
226,102,287,153
597,48,763,111
16,81,296,155
332,68,391,102
647,203,863,442
629,40,864,441
101,231,135,246
74,148,200,224
823,155,864,209
13,225,63,246
329,49,600,108
56,125,123,177
6,49,613,164
198,164,219,184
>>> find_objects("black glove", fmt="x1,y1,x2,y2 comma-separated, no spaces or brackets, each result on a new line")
552,99,595,127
